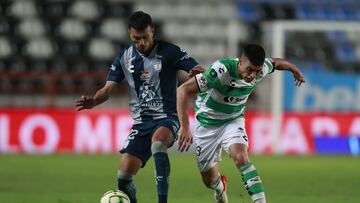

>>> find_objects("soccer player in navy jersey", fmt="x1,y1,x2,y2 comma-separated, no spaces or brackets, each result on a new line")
75,11,204,203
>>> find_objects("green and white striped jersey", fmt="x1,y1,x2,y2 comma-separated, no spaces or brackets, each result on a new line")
194,58,274,127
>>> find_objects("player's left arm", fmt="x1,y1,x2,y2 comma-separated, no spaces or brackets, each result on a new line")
272,58,306,87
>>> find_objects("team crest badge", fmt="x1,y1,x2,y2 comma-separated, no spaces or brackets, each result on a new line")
200,76,207,86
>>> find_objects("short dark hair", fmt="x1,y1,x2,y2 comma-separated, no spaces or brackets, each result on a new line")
243,44,265,66
128,11,153,30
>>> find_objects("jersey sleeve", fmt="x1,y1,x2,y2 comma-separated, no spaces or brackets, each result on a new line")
195,61,225,92
174,46,198,72
107,55,125,83
262,58,275,76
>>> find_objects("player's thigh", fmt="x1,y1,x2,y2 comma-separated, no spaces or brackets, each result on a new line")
221,118,249,155
152,117,180,147
152,127,173,146
193,121,222,172
120,125,152,168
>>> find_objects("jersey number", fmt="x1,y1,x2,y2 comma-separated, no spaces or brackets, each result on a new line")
128,129,138,139
196,146,202,156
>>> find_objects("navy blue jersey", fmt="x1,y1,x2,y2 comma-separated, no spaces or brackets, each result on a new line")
107,40,198,123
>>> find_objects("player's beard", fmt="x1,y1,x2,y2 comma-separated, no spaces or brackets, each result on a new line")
138,44,153,55
138,46,146,53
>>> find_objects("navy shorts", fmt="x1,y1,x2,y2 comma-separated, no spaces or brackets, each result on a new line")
119,117,180,167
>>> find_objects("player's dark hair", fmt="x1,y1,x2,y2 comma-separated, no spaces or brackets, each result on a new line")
243,44,265,66
128,11,153,30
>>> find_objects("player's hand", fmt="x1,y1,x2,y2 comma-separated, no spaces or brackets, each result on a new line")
177,127,193,152
292,68,305,87
75,96,96,111
189,66,206,77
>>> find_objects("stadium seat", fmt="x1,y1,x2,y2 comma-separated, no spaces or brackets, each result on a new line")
100,18,127,41
58,18,89,40
18,18,46,39
8,0,37,18
69,0,100,20
25,38,55,59
0,37,12,59
88,38,115,60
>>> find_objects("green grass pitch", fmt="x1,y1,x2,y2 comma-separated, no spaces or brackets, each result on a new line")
0,154,359,203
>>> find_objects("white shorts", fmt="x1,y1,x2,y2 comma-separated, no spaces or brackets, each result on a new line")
193,118,248,172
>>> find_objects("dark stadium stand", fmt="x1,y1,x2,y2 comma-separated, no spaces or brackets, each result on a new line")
0,0,359,102
0,0,133,96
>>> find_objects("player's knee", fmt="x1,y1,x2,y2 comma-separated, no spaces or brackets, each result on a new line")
151,141,167,154
232,153,249,167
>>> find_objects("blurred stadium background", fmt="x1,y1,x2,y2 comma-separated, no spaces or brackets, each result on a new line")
1,0,360,202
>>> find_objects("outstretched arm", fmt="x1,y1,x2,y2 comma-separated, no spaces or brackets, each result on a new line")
75,81,118,111
272,58,306,86
177,77,201,152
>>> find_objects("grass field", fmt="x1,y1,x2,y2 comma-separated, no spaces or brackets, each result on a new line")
0,154,359,203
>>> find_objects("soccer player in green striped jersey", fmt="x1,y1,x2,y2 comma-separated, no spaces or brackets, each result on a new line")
176,44,305,203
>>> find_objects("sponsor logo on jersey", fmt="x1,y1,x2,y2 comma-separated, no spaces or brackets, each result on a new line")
223,96,246,103
140,70,151,81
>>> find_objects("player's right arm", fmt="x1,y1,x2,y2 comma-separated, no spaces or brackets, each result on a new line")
76,53,125,111
177,77,200,152
75,82,119,111
177,63,220,151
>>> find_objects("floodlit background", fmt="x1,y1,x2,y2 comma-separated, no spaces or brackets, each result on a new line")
0,0,360,202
